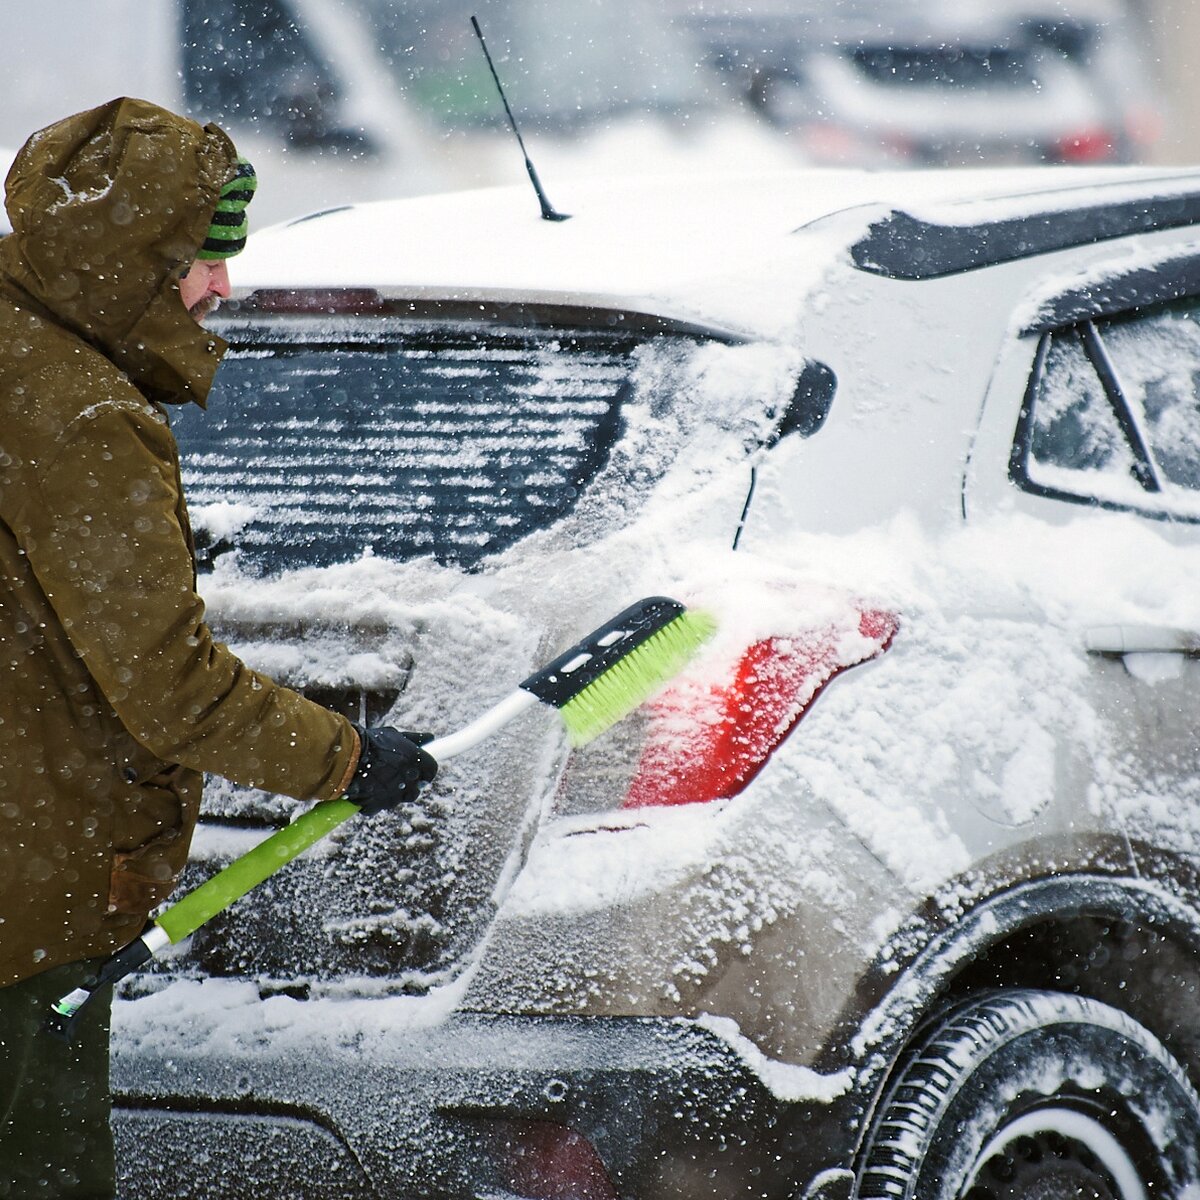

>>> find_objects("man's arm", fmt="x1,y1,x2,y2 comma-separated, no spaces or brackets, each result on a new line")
16,395,359,802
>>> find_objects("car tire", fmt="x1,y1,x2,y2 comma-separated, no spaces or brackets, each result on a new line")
855,989,1200,1199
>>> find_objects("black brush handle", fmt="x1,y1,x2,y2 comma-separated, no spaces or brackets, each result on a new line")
520,596,683,707
43,930,155,1042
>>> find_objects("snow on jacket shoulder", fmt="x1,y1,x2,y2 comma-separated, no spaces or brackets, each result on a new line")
0,98,357,985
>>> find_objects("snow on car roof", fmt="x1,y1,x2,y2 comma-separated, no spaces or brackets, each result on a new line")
232,165,1200,336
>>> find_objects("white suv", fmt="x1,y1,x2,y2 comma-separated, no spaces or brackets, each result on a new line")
113,166,1200,1200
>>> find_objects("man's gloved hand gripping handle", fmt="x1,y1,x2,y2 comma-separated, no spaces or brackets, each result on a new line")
345,725,438,814
139,727,438,952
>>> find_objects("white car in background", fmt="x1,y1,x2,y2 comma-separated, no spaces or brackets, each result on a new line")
675,0,1162,167
113,165,1200,1199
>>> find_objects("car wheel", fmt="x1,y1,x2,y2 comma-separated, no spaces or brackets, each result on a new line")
856,989,1200,1199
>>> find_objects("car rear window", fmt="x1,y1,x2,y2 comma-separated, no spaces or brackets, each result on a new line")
171,321,635,574
850,45,1041,90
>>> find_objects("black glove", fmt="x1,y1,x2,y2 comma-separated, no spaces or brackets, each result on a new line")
345,725,438,815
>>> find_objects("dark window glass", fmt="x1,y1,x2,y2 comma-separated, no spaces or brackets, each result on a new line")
1100,303,1200,492
1016,301,1200,519
1029,328,1135,477
180,0,353,148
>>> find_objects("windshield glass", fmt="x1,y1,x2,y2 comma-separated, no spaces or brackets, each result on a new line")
172,322,635,574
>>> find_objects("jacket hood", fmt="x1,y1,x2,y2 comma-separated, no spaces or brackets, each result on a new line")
0,97,236,404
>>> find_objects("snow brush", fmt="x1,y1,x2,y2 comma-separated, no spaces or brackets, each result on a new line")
45,596,714,1040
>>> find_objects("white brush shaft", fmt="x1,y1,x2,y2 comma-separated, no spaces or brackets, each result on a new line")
142,925,171,955
423,690,538,760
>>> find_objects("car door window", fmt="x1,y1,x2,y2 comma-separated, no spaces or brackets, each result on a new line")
1028,328,1136,478
1101,304,1200,491
1014,298,1200,520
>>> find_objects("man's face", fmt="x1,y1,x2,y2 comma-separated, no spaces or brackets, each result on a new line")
178,259,232,323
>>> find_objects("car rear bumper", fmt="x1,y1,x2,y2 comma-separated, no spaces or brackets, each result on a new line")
112,1001,848,1199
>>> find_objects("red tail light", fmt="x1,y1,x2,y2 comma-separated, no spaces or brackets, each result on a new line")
490,1119,618,1200
623,609,897,809
1054,127,1118,163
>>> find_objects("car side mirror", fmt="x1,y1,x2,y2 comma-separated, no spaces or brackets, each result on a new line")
761,359,836,449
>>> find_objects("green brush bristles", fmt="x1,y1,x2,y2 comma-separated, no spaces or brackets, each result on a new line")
559,609,717,746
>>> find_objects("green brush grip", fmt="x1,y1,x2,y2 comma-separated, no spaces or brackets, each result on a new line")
155,799,361,944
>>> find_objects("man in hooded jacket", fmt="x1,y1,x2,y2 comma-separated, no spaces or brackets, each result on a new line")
0,98,437,1197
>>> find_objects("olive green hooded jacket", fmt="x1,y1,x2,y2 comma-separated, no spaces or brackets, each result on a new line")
0,98,359,986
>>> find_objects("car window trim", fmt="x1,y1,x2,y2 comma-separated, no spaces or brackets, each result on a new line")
1077,321,1160,493
224,292,750,345
1021,253,1200,333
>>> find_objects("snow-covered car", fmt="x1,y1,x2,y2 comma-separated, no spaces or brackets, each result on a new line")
113,165,1200,1199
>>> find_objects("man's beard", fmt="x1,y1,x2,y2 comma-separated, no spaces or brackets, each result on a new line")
189,294,222,322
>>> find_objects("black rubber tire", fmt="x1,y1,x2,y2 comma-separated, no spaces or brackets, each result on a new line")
856,989,1200,1199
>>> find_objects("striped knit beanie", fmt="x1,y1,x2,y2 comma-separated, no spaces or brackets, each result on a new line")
197,157,257,259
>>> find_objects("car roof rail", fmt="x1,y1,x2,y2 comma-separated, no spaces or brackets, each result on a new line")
850,179,1200,281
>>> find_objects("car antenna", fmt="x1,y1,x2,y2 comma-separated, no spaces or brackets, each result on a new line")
471,15,570,222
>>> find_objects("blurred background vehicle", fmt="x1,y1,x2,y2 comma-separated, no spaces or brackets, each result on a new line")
672,0,1163,166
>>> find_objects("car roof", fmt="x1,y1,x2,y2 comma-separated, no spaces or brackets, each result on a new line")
233,166,1200,337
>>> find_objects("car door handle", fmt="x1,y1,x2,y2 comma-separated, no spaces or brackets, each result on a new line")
1085,625,1200,655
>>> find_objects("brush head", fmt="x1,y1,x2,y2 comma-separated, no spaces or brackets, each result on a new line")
518,597,717,745
557,608,717,745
